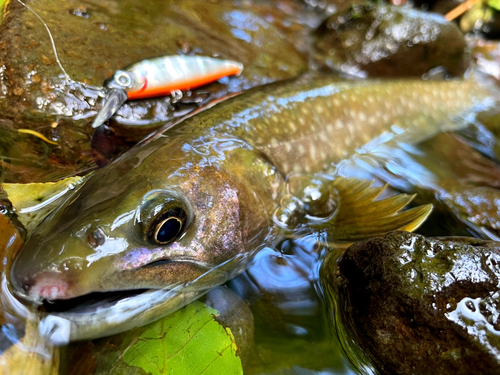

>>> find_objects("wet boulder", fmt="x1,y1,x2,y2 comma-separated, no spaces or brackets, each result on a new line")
314,4,469,77
332,231,500,375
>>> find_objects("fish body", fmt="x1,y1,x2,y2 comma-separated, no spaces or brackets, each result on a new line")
91,55,244,128
9,76,489,341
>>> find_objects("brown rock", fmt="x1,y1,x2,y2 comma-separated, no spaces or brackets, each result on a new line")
332,231,500,375
314,4,469,77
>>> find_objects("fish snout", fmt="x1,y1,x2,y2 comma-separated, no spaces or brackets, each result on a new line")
27,272,70,301
10,270,72,304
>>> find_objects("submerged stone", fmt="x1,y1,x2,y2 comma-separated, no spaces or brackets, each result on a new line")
333,231,500,375
314,4,469,77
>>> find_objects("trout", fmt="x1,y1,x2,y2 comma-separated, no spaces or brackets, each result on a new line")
7,76,490,343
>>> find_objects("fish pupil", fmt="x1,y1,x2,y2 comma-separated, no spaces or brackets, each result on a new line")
155,217,182,244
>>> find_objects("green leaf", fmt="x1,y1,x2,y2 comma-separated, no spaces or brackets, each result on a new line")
487,0,500,11
123,301,243,375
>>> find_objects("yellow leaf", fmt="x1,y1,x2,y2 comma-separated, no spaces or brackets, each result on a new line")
2,176,85,234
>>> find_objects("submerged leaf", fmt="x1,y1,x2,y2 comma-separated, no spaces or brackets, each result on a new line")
329,177,432,242
2,176,85,234
123,301,243,375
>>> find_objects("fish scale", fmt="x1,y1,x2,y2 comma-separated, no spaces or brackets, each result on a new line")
175,77,488,175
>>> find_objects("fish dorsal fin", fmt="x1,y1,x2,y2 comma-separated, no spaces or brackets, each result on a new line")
327,177,432,244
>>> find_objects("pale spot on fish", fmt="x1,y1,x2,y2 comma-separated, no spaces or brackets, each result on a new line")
288,121,297,132
271,137,279,147
285,143,293,152
299,117,306,126
315,104,325,114
310,146,317,160
298,144,306,155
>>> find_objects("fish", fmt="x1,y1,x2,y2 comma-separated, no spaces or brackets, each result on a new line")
90,55,244,128
7,76,490,343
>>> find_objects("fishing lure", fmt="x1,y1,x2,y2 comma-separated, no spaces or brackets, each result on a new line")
91,56,244,128
15,0,243,129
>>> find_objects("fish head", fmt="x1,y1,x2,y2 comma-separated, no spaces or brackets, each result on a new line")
9,137,273,307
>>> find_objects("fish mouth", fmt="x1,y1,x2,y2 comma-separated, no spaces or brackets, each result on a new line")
5,257,248,344
11,259,218,316
37,258,214,314
41,288,151,314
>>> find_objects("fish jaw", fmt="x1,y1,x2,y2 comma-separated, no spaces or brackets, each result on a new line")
8,136,280,308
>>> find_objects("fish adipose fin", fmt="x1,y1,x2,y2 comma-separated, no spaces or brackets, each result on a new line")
328,177,432,243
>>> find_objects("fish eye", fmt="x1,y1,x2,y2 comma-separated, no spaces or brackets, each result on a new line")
114,71,132,88
136,190,192,246
149,208,187,245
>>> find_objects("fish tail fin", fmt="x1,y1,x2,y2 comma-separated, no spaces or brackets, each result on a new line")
327,177,432,244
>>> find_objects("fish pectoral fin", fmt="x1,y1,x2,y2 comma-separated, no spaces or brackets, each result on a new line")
327,177,432,243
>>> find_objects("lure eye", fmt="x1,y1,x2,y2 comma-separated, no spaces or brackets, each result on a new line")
114,71,132,88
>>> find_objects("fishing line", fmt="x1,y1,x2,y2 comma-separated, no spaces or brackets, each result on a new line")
15,0,72,81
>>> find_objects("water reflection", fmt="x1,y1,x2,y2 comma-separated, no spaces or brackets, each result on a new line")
230,232,361,374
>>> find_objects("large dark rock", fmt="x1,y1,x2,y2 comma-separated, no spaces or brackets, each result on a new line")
331,231,500,375
314,4,469,77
